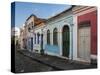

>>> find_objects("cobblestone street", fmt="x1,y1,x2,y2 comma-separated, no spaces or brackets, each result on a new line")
15,50,56,73
15,50,97,73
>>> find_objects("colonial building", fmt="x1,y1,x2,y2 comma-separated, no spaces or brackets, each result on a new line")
19,24,25,50
23,14,46,52
25,14,34,51
42,6,74,60
11,27,20,49
72,6,97,63
19,5,97,64
33,22,45,53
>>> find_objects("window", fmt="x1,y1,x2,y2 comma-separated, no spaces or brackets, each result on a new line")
34,34,36,44
28,27,31,32
31,22,33,25
32,26,34,29
31,22,34,29
53,28,58,45
37,33,40,44
47,30,50,44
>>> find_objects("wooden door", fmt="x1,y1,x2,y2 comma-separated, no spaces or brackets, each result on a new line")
78,27,90,62
31,37,33,51
62,26,70,57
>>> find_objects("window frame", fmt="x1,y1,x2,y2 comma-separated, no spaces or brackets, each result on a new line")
47,29,50,44
53,28,58,45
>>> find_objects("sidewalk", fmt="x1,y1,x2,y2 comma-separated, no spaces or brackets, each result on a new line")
18,50,97,70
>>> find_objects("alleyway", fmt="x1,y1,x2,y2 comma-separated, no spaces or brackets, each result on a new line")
15,50,56,73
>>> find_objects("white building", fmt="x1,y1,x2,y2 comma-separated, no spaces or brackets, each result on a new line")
20,6,97,63
42,6,75,60
19,24,25,50
11,27,20,48
11,27,20,37
24,6,76,60
24,14,46,52
33,24,45,53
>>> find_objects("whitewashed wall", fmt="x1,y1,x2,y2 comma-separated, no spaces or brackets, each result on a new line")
33,25,45,53
43,10,77,60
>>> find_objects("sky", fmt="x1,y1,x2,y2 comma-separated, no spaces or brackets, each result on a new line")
13,2,71,28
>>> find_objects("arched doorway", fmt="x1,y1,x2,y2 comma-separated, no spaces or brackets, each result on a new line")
62,25,70,57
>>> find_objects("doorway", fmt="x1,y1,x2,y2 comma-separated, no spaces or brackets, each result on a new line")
31,37,33,51
62,26,70,57
78,26,90,62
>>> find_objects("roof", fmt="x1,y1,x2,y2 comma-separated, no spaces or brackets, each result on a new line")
25,14,46,26
46,5,74,22
34,18,46,26
26,14,37,21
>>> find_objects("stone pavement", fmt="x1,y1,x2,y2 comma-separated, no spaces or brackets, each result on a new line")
18,50,97,70
15,50,56,73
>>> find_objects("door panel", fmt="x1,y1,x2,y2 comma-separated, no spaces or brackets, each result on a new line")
78,27,90,61
31,38,33,51
62,26,70,57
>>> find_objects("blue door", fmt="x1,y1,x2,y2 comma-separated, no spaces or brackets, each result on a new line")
31,37,33,51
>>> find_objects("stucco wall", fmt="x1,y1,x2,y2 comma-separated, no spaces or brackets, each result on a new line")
33,25,45,53
78,10,97,55
43,11,74,59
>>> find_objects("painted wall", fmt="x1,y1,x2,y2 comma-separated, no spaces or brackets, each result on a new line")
45,45,60,54
27,38,31,51
33,26,44,53
43,10,74,59
72,15,78,60
77,10,97,55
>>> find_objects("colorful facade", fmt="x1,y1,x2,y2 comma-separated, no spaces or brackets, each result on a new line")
19,6,97,63
43,7,74,59
73,6,97,63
